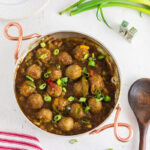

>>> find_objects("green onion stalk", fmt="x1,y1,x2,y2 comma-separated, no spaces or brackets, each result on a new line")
59,0,150,28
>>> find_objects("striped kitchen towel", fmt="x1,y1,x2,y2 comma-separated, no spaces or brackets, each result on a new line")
0,131,43,150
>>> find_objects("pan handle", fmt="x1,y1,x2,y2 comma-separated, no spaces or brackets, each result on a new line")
4,22,41,63
89,104,133,142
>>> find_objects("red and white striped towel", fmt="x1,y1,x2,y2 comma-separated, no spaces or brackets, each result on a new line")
0,131,43,150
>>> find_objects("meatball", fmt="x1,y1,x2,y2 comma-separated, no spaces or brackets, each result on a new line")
58,117,74,132
37,108,53,123
27,94,43,109
73,45,89,62
36,48,51,63
73,79,89,97
57,52,72,65
88,97,102,114
47,84,62,97
70,103,84,119
19,81,36,97
52,97,68,111
65,65,82,80
47,66,62,81
89,74,104,94
26,64,42,79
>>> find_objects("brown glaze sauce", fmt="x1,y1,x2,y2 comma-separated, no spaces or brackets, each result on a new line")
15,37,117,135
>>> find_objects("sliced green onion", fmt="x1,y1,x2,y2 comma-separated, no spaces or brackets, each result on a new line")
40,42,46,48
40,54,47,59
82,67,89,77
83,54,89,60
75,108,80,114
26,75,34,82
88,60,96,67
69,139,78,144
95,97,104,103
92,53,95,59
44,71,51,78
81,118,90,124
54,114,62,122
57,77,68,86
57,79,62,86
44,95,52,102
107,148,113,150
68,96,75,102
39,83,47,90
104,95,111,102
56,64,61,69
53,49,60,55
84,106,90,113
79,97,87,102
62,87,67,93
27,83,36,89
98,55,105,60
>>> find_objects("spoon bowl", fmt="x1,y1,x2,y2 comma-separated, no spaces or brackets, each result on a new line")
128,78,150,150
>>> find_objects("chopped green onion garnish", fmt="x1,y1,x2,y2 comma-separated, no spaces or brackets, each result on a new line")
81,118,90,124
68,96,75,102
69,139,78,144
40,54,47,59
98,55,105,60
57,77,68,86
62,87,67,93
57,79,62,86
82,67,89,77
26,75,34,82
104,95,111,102
107,149,113,150
84,106,90,113
40,42,46,48
27,83,36,89
92,53,95,59
96,93,103,99
95,97,104,103
54,114,62,122
83,54,89,60
88,60,96,67
39,83,47,90
56,64,61,69
75,108,80,114
53,49,60,55
44,95,52,102
79,97,86,102
44,71,51,78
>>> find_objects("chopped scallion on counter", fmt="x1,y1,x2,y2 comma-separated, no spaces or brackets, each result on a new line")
69,139,78,144
44,95,52,102
40,42,46,48
68,96,75,102
26,75,34,82
39,83,47,90
44,71,51,78
53,49,60,55
27,83,36,89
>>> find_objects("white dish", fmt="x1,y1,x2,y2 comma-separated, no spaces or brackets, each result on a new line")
0,0,50,20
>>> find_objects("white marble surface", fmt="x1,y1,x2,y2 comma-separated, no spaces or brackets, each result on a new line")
0,0,150,150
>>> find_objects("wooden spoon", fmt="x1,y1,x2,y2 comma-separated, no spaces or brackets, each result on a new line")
128,78,150,150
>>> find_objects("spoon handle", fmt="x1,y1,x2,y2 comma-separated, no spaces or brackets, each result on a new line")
139,122,148,150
